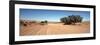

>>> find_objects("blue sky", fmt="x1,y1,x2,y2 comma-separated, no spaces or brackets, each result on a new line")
20,8,90,22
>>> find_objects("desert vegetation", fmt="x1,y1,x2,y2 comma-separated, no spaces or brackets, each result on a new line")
20,20,48,26
60,15,83,25
20,20,37,26
40,20,48,25
20,15,90,36
20,9,90,36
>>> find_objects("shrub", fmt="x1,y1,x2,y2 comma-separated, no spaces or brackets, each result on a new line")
23,23,27,26
40,20,48,25
44,20,48,24
20,20,25,26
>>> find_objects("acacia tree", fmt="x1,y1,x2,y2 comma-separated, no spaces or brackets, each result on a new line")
76,15,83,23
60,17,72,24
60,15,83,25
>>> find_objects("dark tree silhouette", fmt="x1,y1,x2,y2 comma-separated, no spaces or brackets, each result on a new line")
60,15,83,25
44,20,48,24
40,20,48,25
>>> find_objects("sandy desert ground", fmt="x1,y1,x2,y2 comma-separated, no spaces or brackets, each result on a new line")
20,22,90,36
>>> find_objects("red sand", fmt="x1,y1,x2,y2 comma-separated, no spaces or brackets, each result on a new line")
20,22,90,36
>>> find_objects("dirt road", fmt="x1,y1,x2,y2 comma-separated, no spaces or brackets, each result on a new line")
20,22,90,36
